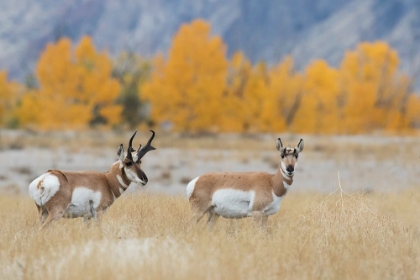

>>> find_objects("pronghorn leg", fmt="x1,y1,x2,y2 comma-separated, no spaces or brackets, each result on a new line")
89,200,97,220
82,200,98,228
41,206,48,224
82,217,92,228
251,211,267,228
206,211,213,223
39,207,65,230
36,204,48,224
261,215,268,229
39,199,69,230
191,205,213,224
191,211,206,224
83,208,103,229
207,213,220,231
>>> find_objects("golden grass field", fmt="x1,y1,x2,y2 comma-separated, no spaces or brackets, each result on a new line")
1,130,420,279
1,189,419,280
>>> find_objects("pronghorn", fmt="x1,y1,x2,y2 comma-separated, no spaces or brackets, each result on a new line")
28,130,156,229
186,138,303,229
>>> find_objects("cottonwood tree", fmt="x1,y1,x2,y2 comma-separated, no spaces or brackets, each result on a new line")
339,42,419,133
17,36,121,130
0,71,20,127
293,60,340,134
142,19,228,132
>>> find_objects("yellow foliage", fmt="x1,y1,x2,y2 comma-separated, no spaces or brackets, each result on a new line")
8,24,418,134
221,52,268,132
218,52,246,132
142,19,228,132
259,57,301,132
0,71,20,126
143,37,418,134
17,36,121,130
292,60,340,134
339,41,411,134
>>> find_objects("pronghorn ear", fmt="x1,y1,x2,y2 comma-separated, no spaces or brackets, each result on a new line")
296,139,304,152
117,144,124,168
276,138,283,151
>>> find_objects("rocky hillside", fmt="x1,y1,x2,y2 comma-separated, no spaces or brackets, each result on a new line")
1,0,419,86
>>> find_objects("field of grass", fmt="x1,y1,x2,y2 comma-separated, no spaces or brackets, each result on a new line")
1,130,419,279
1,188,419,279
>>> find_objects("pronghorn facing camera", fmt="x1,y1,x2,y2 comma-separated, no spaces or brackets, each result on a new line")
28,130,156,229
186,138,304,229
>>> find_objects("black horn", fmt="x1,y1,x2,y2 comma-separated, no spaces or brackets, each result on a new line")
137,130,156,159
126,130,137,160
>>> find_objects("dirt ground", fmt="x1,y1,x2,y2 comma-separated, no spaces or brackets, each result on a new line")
1,129,419,195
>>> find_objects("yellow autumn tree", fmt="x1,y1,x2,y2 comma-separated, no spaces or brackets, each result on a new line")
220,51,268,132
142,19,228,132
293,60,341,134
259,56,302,132
0,71,20,127
17,36,121,130
339,41,407,133
218,51,247,132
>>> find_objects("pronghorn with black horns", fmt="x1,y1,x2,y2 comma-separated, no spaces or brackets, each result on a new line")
29,130,156,229
186,138,304,229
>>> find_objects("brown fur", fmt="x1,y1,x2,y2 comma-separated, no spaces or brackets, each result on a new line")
188,139,303,229
31,130,156,230
190,171,291,213
37,162,140,229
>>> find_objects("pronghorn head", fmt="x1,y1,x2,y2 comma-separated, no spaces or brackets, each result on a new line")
276,138,304,177
117,130,156,186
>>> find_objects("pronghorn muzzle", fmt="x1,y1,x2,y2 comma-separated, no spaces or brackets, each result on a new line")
137,168,148,185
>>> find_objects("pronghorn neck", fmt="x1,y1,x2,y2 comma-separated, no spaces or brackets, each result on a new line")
105,162,131,199
272,166,293,197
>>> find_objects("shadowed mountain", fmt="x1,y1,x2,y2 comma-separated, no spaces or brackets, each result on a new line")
0,0,419,86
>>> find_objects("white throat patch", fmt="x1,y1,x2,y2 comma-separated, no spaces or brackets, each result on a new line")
117,175,129,190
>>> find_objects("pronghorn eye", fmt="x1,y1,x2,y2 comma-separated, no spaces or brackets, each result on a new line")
281,154,285,159
295,154,299,159
125,161,133,167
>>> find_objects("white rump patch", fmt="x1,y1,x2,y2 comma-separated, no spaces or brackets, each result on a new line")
28,173,60,206
64,187,102,218
211,189,255,218
186,177,199,199
263,191,284,215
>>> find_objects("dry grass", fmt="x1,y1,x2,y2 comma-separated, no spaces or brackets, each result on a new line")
1,129,420,278
1,188,419,280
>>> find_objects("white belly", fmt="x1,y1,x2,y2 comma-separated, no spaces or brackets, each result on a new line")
211,189,255,218
64,187,102,218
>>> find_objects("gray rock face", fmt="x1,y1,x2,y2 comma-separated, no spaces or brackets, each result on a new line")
1,0,419,87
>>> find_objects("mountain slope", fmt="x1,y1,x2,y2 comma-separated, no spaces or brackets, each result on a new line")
0,0,419,86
